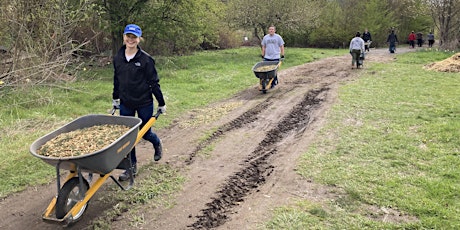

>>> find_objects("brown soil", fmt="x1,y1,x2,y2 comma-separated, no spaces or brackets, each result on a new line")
0,47,414,230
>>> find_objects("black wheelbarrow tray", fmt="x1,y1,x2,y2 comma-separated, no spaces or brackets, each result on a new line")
252,60,280,93
29,113,160,225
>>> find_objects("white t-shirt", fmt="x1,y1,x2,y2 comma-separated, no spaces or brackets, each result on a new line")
126,53,135,62
261,34,284,60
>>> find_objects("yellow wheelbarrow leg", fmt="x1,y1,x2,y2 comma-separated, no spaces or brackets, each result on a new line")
42,197,57,219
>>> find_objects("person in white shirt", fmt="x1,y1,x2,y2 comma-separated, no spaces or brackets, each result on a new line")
261,25,285,87
349,32,365,69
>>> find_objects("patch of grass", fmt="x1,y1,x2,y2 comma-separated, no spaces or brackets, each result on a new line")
283,51,460,228
91,164,184,228
265,199,423,229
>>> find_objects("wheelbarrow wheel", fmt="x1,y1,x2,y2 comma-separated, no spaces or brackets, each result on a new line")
55,177,89,220
261,79,267,94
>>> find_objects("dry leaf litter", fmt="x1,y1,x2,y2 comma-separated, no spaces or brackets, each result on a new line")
255,65,278,72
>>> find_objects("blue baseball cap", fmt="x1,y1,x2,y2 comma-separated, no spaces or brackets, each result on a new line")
124,24,142,37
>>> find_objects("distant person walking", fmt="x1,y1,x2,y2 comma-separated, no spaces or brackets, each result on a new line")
427,32,435,47
362,28,372,52
408,31,416,48
387,30,399,53
416,32,423,47
349,32,365,69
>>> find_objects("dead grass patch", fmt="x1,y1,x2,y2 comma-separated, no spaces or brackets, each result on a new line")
424,52,460,73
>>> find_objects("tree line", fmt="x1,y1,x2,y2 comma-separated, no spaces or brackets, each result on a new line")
0,0,458,86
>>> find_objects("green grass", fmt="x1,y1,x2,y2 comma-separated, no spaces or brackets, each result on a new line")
91,164,184,228
0,46,345,197
267,50,460,229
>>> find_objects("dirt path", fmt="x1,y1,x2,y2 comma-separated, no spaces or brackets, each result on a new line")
0,47,412,230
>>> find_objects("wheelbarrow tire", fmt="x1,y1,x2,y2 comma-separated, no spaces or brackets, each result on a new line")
55,177,89,221
261,79,267,94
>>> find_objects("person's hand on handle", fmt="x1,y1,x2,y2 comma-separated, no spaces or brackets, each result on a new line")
112,99,120,109
158,105,166,114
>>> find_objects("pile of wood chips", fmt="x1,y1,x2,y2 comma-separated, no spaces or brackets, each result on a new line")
37,124,130,158
424,52,460,73
255,65,278,72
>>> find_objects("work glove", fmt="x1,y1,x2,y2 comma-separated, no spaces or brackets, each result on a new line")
261,54,264,59
112,99,120,109
281,55,285,59
158,105,166,114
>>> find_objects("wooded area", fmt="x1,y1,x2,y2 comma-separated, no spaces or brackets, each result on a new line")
0,0,458,87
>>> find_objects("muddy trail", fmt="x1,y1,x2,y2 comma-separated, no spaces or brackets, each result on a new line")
0,48,411,230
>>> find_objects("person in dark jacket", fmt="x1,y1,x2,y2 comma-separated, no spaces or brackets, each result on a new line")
112,24,166,181
416,32,423,47
362,28,372,52
387,30,399,53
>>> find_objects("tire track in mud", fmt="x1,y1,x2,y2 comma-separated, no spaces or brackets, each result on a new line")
189,87,329,229
185,97,275,165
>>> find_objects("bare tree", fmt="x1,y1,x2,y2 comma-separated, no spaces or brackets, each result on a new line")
426,0,460,48
226,0,321,42
0,0,94,88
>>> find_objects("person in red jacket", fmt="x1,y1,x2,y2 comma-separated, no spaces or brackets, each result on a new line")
408,31,416,48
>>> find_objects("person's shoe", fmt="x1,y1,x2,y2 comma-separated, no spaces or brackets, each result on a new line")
118,164,137,181
154,140,163,161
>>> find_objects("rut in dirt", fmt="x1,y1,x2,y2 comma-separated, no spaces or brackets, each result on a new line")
185,97,275,165
189,87,329,229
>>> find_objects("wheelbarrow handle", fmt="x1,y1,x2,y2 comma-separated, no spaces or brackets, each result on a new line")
110,107,117,115
135,111,161,145
110,108,162,117
109,107,162,145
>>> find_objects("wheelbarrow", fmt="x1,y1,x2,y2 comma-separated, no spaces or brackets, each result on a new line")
364,40,372,51
252,60,282,94
29,110,161,225
358,52,365,67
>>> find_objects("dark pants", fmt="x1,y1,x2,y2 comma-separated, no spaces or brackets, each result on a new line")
417,39,423,47
409,40,415,48
351,49,361,66
120,103,160,165
428,40,434,47
389,42,396,53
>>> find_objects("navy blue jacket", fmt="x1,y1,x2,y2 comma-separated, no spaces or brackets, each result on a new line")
112,45,165,109
362,32,371,42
